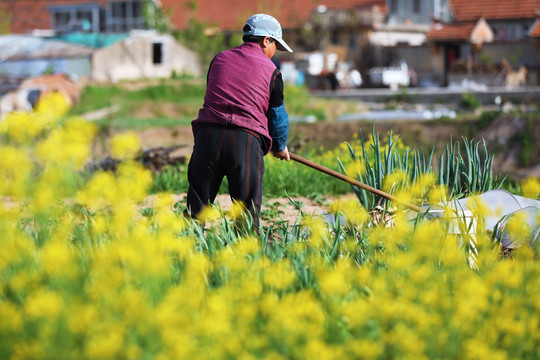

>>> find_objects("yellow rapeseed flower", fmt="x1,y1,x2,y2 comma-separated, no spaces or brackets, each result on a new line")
111,131,141,159
0,300,23,332
36,118,97,169
67,304,97,335
185,252,211,283
344,159,365,178
235,236,261,256
329,197,369,226
429,184,449,204
41,240,77,278
350,339,384,359
504,211,531,248
521,177,540,199
410,172,436,198
0,146,33,197
34,91,70,119
84,326,125,360
318,261,352,296
227,200,246,220
263,260,297,290
152,192,176,210
197,205,222,223
466,195,491,219
76,171,117,209
0,112,42,143
303,215,327,248
24,289,63,319
383,169,408,193
116,161,153,202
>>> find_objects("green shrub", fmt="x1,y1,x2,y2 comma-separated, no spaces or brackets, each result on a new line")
477,110,501,129
460,93,481,110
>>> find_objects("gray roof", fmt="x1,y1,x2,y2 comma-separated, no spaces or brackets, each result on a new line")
0,35,94,62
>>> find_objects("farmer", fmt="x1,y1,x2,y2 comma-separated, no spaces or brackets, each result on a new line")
186,14,293,227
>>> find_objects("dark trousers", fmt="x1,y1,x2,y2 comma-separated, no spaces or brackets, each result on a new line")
186,125,265,226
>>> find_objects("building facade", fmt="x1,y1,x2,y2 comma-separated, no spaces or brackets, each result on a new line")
0,0,151,34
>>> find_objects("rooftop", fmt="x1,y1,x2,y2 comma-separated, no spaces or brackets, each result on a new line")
0,35,94,61
448,0,540,22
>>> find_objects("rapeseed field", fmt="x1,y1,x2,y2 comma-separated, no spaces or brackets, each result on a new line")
0,94,539,360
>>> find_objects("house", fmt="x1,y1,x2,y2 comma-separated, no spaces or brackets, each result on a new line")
0,0,390,79
91,30,202,82
3,0,539,88
0,0,150,34
160,0,387,49
426,0,540,86
0,1,202,83
0,31,201,84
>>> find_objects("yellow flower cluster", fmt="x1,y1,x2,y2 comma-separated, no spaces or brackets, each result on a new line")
0,101,539,359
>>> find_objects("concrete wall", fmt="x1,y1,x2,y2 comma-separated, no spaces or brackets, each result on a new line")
482,41,537,69
394,45,443,86
92,32,202,83
448,71,538,87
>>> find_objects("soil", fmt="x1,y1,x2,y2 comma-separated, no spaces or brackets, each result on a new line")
143,192,356,226
138,126,194,151
136,120,465,161
134,116,539,223
135,120,465,225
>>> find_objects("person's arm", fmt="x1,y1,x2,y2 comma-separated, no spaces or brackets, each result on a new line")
268,70,290,161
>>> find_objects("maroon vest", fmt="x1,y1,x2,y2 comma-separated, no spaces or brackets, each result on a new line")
193,42,276,148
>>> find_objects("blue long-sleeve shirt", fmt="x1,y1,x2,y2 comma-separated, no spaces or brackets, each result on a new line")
267,102,289,152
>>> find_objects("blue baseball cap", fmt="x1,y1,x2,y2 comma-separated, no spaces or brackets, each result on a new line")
243,14,293,53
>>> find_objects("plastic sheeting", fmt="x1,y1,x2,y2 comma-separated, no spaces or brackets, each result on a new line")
418,190,540,249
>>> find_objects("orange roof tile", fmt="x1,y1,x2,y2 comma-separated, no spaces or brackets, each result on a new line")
427,18,494,43
530,18,540,36
161,0,386,31
427,21,476,41
448,0,540,22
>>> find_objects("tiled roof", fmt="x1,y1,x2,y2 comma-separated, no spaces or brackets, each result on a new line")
21,74,82,104
427,18,494,42
161,0,387,31
427,21,476,41
529,18,540,37
448,0,540,22
0,35,94,61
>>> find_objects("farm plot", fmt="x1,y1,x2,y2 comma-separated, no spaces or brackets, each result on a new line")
0,94,539,359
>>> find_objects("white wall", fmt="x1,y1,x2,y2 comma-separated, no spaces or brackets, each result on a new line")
92,32,202,83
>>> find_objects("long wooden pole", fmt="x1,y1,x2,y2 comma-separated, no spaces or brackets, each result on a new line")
289,152,422,213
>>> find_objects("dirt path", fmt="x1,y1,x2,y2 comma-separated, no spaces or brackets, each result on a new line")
143,193,357,226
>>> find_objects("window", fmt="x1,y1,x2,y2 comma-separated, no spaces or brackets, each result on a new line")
413,0,421,13
391,0,399,13
49,4,100,33
107,1,147,33
152,42,163,64
54,12,70,31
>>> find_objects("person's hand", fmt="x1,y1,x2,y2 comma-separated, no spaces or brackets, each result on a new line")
272,146,290,161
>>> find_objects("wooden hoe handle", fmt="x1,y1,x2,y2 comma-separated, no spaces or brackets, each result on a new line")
288,152,422,213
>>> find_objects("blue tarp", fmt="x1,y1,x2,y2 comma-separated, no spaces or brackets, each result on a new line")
53,32,129,49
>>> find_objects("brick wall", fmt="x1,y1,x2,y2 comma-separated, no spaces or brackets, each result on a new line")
160,0,386,31
0,0,387,34
1,0,111,34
